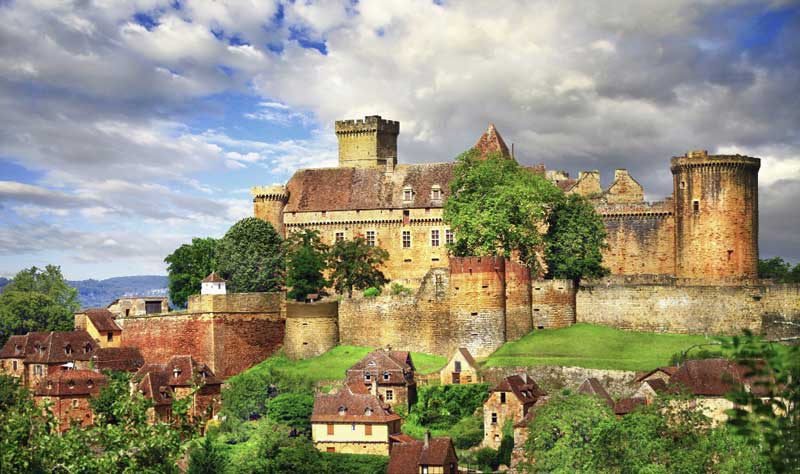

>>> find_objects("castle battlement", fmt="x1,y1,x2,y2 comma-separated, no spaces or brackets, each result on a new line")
334,115,400,134
670,152,761,171
251,185,289,200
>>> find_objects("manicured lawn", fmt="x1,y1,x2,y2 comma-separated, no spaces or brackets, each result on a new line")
483,323,727,372
231,345,447,384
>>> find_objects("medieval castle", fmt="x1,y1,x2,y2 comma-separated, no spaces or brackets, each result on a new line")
96,115,799,377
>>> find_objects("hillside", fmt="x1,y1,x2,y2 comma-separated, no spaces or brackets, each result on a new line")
68,275,169,309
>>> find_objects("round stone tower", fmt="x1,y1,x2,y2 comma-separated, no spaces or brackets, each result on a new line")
284,301,339,360
251,185,289,237
448,256,506,358
671,151,760,279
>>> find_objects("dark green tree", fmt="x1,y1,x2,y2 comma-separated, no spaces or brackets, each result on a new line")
216,218,285,293
0,265,78,344
328,237,389,297
285,229,329,301
757,257,800,283
443,149,562,270
265,392,315,433
187,435,227,474
164,237,218,308
544,194,609,282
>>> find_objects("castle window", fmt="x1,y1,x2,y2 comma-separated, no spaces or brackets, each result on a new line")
12,360,17,371
385,390,394,401
445,229,454,245
403,187,413,202
693,200,699,213
727,250,733,261
680,181,686,189
431,229,440,247
107,332,113,342
402,231,411,248
491,412,498,424
431,185,442,200
500,392,506,404
335,231,345,243
366,230,376,247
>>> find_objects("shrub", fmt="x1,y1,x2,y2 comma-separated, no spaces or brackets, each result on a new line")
321,452,388,474
407,384,490,430
390,282,413,296
265,392,314,433
363,287,381,298
449,412,484,449
669,347,726,366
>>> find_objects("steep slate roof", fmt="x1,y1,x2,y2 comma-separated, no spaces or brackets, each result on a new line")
84,308,122,332
578,378,614,407
134,355,221,388
642,378,669,394
669,358,767,397
311,385,401,424
136,371,174,407
1,331,98,364
633,366,679,384
387,437,456,474
34,369,107,397
202,272,226,283
490,373,547,404
92,347,144,372
473,124,511,158
613,397,646,415
346,350,416,386
284,163,455,212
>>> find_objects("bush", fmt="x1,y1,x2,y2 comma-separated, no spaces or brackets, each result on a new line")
407,384,490,430
669,347,726,366
449,412,484,449
390,282,413,296
265,393,314,433
222,366,312,420
321,452,388,474
363,287,381,298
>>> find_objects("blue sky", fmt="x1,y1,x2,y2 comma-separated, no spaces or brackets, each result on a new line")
0,0,798,280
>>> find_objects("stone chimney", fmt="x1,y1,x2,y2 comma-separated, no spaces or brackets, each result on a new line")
424,431,431,449
371,379,378,396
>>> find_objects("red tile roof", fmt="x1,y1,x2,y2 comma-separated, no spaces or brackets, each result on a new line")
491,373,547,405
92,347,144,372
0,335,27,358
1,331,97,364
633,366,679,384
136,371,174,407
473,124,511,158
613,397,646,415
202,272,226,283
387,436,457,474
84,308,122,332
34,369,107,397
578,378,614,408
346,350,416,387
311,386,401,424
669,358,771,397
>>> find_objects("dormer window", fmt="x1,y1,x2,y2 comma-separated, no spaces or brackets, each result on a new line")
64,344,73,355
14,345,21,355
83,343,92,354
338,406,347,416
383,371,390,381
431,185,442,200
367,361,376,367
365,372,372,381
173,367,181,379
87,380,94,389
67,380,75,389
200,370,207,379
402,186,413,202
364,407,373,416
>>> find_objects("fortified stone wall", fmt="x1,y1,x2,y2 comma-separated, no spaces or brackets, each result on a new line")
531,279,576,329
505,260,532,340
284,301,340,360
577,277,800,336
449,257,507,358
118,293,284,378
598,201,676,276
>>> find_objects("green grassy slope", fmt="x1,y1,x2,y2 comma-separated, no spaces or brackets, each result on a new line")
230,345,447,384
483,323,725,372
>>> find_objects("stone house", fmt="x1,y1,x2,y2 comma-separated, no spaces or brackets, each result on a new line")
633,366,678,384
633,379,669,401
133,355,222,423
0,331,98,389
34,369,107,432
387,432,458,474
346,349,417,409
92,346,145,373
483,373,546,449
310,384,403,455
107,296,169,318
439,348,481,385
74,308,122,348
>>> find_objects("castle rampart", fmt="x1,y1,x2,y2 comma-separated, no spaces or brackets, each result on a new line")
531,279,576,329
335,115,399,169
449,257,507,357
252,185,289,237
284,301,339,360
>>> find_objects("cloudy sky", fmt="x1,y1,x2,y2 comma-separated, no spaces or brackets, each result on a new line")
0,0,797,280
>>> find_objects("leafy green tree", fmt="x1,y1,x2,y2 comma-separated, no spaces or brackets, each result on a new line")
545,194,609,282
236,419,325,474
443,149,562,270
0,265,77,344
758,257,800,283
222,366,312,420
285,229,329,301
265,392,315,433
164,237,218,308
327,237,389,297
217,218,285,293
90,370,132,425
187,435,227,474
724,332,800,473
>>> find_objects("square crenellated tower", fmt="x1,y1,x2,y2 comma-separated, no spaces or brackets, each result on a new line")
335,115,399,169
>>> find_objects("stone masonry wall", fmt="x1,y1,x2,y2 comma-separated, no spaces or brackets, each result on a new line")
505,260,533,340
284,301,340,360
577,277,800,336
449,257,507,358
531,279,576,329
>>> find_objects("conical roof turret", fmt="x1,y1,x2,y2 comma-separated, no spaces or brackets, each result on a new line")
473,123,511,159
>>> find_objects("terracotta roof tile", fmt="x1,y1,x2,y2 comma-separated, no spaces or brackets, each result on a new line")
0,335,27,358
311,386,401,424
473,124,511,158
346,350,415,387
4,331,97,365
491,374,546,404
577,378,614,407
613,397,646,415
669,358,771,397
387,437,456,474
84,308,121,332
34,369,107,397
92,347,144,372
633,366,678,384
202,272,226,283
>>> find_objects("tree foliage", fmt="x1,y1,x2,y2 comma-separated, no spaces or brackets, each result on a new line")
327,237,389,297
407,384,490,430
164,237,218,308
758,257,800,283
724,331,800,473
0,265,78,345
443,149,562,270
217,218,285,293
187,435,227,474
265,392,315,433
545,194,609,282
285,229,329,301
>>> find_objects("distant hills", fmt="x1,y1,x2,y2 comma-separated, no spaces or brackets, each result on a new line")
68,276,169,309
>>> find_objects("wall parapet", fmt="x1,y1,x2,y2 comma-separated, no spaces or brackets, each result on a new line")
186,292,283,314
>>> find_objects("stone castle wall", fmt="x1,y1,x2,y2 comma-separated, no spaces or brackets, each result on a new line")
505,260,533,340
531,279,576,329
118,293,285,378
577,276,800,336
284,301,340,360
449,257,507,357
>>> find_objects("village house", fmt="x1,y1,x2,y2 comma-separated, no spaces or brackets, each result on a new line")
33,369,107,432
92,346,145,373
0,330,98,389
74,308,122,348
345,349,417,409
133,355,222,423
107,296,169,318
310,384,403,455
387,432,458,474
483,373,546,449
201,272,227,295
633,366,679,384
633,378,669,401
439,348,481,385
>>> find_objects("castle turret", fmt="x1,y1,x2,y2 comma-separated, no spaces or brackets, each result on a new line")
284,301,339,360
504,259,532,340
251,185,289,237
335,115,399,169
671,151,760,279
448,257,506,358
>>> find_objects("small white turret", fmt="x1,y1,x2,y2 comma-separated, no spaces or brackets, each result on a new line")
201,272,227,295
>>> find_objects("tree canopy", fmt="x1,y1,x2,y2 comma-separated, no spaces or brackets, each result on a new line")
545,194,609,282
0,265,78,345
758,257,800,283
164,237,219,308
327,237,389,297
285,229,329,302
216,218,285,293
